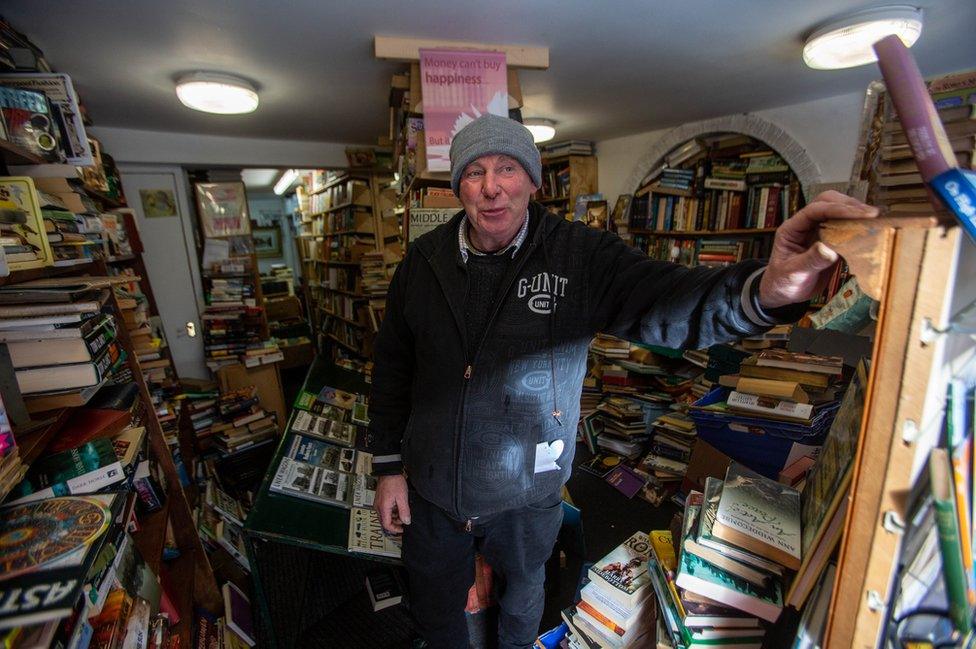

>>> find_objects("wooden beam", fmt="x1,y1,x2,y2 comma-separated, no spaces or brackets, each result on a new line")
374,35,549,69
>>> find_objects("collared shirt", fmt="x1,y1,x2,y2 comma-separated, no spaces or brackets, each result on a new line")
458,209,530,263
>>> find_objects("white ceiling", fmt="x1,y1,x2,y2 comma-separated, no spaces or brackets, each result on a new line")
4,1,975,145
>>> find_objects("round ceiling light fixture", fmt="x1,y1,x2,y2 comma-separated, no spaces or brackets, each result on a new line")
175,72,259,114
524,118,557,144
803,5,923,70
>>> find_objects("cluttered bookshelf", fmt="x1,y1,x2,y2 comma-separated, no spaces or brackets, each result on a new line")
294,169,401,369
0,146,222,648
551,63,976,649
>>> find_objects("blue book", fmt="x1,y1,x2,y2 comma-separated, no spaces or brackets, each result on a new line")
931,167,976,245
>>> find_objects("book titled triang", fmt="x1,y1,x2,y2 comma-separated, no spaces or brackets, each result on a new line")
713,463,801,570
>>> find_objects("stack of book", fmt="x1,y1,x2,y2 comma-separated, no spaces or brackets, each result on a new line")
561,532,655,647
37,191,103,266
201,258,269,373
209,386,278,457
540,140,595,158
242,339,284,368
0,279,125,412
866,71,975,216
182,391,218,452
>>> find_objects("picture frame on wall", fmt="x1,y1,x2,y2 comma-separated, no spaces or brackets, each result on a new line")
253,226,282,258
195,181,251,237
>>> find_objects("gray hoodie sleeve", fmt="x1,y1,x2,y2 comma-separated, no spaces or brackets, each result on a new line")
586,230,807,348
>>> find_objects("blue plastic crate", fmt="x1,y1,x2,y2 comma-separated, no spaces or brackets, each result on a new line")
689,387,840,479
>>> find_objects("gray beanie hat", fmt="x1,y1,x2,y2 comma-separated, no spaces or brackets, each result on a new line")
449,113,542,195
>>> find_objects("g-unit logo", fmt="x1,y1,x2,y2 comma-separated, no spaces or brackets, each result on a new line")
517,272,568,315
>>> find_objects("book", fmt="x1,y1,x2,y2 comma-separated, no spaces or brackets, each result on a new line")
930,447,971,632
4,315,116,368
674,536,784,623
365,568,405,611
713,464,801,570
347,506,401,558
285,434,356,473
15,340,122,394
726,391,813,423
588,532,652,610
737,361,830,389
752,349,842,376
0,495,118,630
696,478,784,577
215,520,250,571
289,410,356,447
222,582,256,647
604,464,646,498
734,377,809,404
269,456,352,508
352,474,377,508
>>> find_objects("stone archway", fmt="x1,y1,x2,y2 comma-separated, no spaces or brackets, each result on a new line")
623,114,823,202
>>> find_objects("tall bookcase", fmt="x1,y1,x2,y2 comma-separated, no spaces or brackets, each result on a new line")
0,142,221,646
294,170,400,362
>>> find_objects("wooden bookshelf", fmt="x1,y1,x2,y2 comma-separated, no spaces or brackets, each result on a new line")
295,169,400,361
536,154,599,218
627,133,803,269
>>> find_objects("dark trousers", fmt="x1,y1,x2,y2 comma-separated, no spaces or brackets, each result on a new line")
402,487,564,649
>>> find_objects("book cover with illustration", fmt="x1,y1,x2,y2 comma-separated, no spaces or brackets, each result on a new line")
714,463,801,570
587,531,652,609
347,506,401,558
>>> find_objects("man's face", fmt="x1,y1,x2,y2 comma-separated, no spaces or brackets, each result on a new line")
457,154,537,249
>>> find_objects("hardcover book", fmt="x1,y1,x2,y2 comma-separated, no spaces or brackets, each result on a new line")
221,582,256,647
347,507,401,558
713,464,801,570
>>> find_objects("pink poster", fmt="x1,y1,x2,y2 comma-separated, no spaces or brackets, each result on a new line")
419,49,508,172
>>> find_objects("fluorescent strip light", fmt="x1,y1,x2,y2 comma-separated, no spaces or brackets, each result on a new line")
273,169,299,195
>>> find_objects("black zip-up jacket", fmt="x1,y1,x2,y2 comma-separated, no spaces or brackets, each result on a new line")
367,203,805,520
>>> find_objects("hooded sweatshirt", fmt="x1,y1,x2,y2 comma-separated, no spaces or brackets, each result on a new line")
367,203,804,521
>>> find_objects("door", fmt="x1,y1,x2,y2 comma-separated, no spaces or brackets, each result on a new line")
117,165,208,379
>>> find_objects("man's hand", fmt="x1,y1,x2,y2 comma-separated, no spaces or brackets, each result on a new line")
375,473,411,534
759,191,879,309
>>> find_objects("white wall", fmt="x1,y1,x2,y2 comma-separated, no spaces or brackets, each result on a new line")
596,91,866,202
90,126,353,168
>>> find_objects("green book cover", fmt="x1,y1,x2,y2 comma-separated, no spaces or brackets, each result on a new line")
930,446,972,632
676,513,784,623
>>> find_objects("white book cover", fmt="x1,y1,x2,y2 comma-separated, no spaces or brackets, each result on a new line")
716,463,801,567
727,391,813,420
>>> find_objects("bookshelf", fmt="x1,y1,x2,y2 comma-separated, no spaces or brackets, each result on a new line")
627,132,805,271
294,169,401,362
536,154,599,218
0,141,222,645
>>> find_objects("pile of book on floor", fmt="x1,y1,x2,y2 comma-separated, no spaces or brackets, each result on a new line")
578,334,712,506
208,386,278,458
561,531,655,647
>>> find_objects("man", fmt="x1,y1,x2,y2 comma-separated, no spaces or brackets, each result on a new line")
369,114,876,648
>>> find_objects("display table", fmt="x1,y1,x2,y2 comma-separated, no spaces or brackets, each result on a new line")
244,356,415,649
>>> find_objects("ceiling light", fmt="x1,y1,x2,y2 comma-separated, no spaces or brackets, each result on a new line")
803,6,923,70
524,118,557,144
273,169,299,195
176,72,259,114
